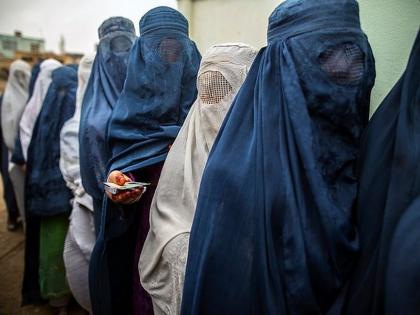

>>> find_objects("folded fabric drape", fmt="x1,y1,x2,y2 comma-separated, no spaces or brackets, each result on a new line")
26,65,78,217
19,59,62,161
61,54,95,313
139,43,257,315
89,7,201,315
79,17,136,207
181,1,376,314
333,30,420,315
1,59,30,150
12,61,42,165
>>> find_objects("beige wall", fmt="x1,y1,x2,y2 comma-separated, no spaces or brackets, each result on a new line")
178,0,420,113
178,0,281,50
359,0,419,113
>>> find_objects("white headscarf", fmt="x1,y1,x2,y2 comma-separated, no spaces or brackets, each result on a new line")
60,54,95,211
1,59,31,151
139,43,258,315
19,58,62,161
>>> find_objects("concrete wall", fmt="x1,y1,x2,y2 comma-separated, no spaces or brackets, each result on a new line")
0,34,45,59
178,0,281,50
178,0,420,113
359,0,419,113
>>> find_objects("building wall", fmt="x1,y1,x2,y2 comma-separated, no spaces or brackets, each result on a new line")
177,0,420,113
178,0,280,50
0,33,45,59
359,0,419,113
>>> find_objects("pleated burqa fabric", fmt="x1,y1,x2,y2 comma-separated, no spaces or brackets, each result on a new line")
106,7,201,174
79,17,136,230
0,95,19,225
332,31,420,315
21,59,62,305
31,65,78,302
19,59,62,161
12,61,42,166
139,43,257,315
61,54,95,313
89,7,201,315
26,65,78,217
1,59,31,150
181,1,376,314
1,59,31,227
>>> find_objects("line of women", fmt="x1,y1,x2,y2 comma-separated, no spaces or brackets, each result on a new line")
0,0,418,314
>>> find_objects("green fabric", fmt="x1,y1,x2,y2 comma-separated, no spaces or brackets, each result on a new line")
39,214,71,300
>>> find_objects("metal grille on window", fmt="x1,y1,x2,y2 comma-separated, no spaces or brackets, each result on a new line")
198,71,232,104
319,43,365,85
159,38,182,63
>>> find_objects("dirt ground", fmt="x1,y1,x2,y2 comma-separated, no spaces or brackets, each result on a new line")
0,181,87,315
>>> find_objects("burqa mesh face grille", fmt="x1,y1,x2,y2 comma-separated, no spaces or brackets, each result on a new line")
159,38,182,63
14,70,27,87
110,36,132,53
319,42,364,85
198,71,232,104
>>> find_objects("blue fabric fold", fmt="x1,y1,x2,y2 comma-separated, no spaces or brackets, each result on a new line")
181,1,375,314
334,30,420,315
89,7,201,315
26,65,77,217
79,16,136,208
107,7,201,174
139,6,189,36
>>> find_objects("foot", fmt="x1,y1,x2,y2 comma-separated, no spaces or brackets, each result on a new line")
7,217,18,231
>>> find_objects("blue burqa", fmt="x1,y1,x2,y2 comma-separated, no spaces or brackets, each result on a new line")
332,31,420,315
26,65,77,216
181,1,376,314
89,6,201,315
22,65,77,305
79,16,135,229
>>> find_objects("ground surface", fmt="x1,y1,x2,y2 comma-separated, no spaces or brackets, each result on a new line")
0,180,86,315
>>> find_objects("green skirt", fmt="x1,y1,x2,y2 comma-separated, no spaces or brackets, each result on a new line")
39,214,71,300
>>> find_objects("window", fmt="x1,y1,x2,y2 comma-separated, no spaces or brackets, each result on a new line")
31,43,40,53
2,40,17,51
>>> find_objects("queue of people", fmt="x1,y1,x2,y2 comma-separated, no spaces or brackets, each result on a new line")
0,1,419,314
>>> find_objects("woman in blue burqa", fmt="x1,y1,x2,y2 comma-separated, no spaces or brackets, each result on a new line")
330,31,420,315
79,16,136,232
25,65,78,313
20,58,62,306
89,6,201,315
181,0,376,314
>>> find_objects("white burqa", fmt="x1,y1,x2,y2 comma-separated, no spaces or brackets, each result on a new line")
1,59,31,150
60,54,95,314
139,43,257,315
19,58,62,161
1,60,31,225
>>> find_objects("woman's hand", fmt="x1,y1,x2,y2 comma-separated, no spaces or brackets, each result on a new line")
106,170,145,205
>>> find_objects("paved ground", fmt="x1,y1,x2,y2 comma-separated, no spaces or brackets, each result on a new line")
0,181,87,315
